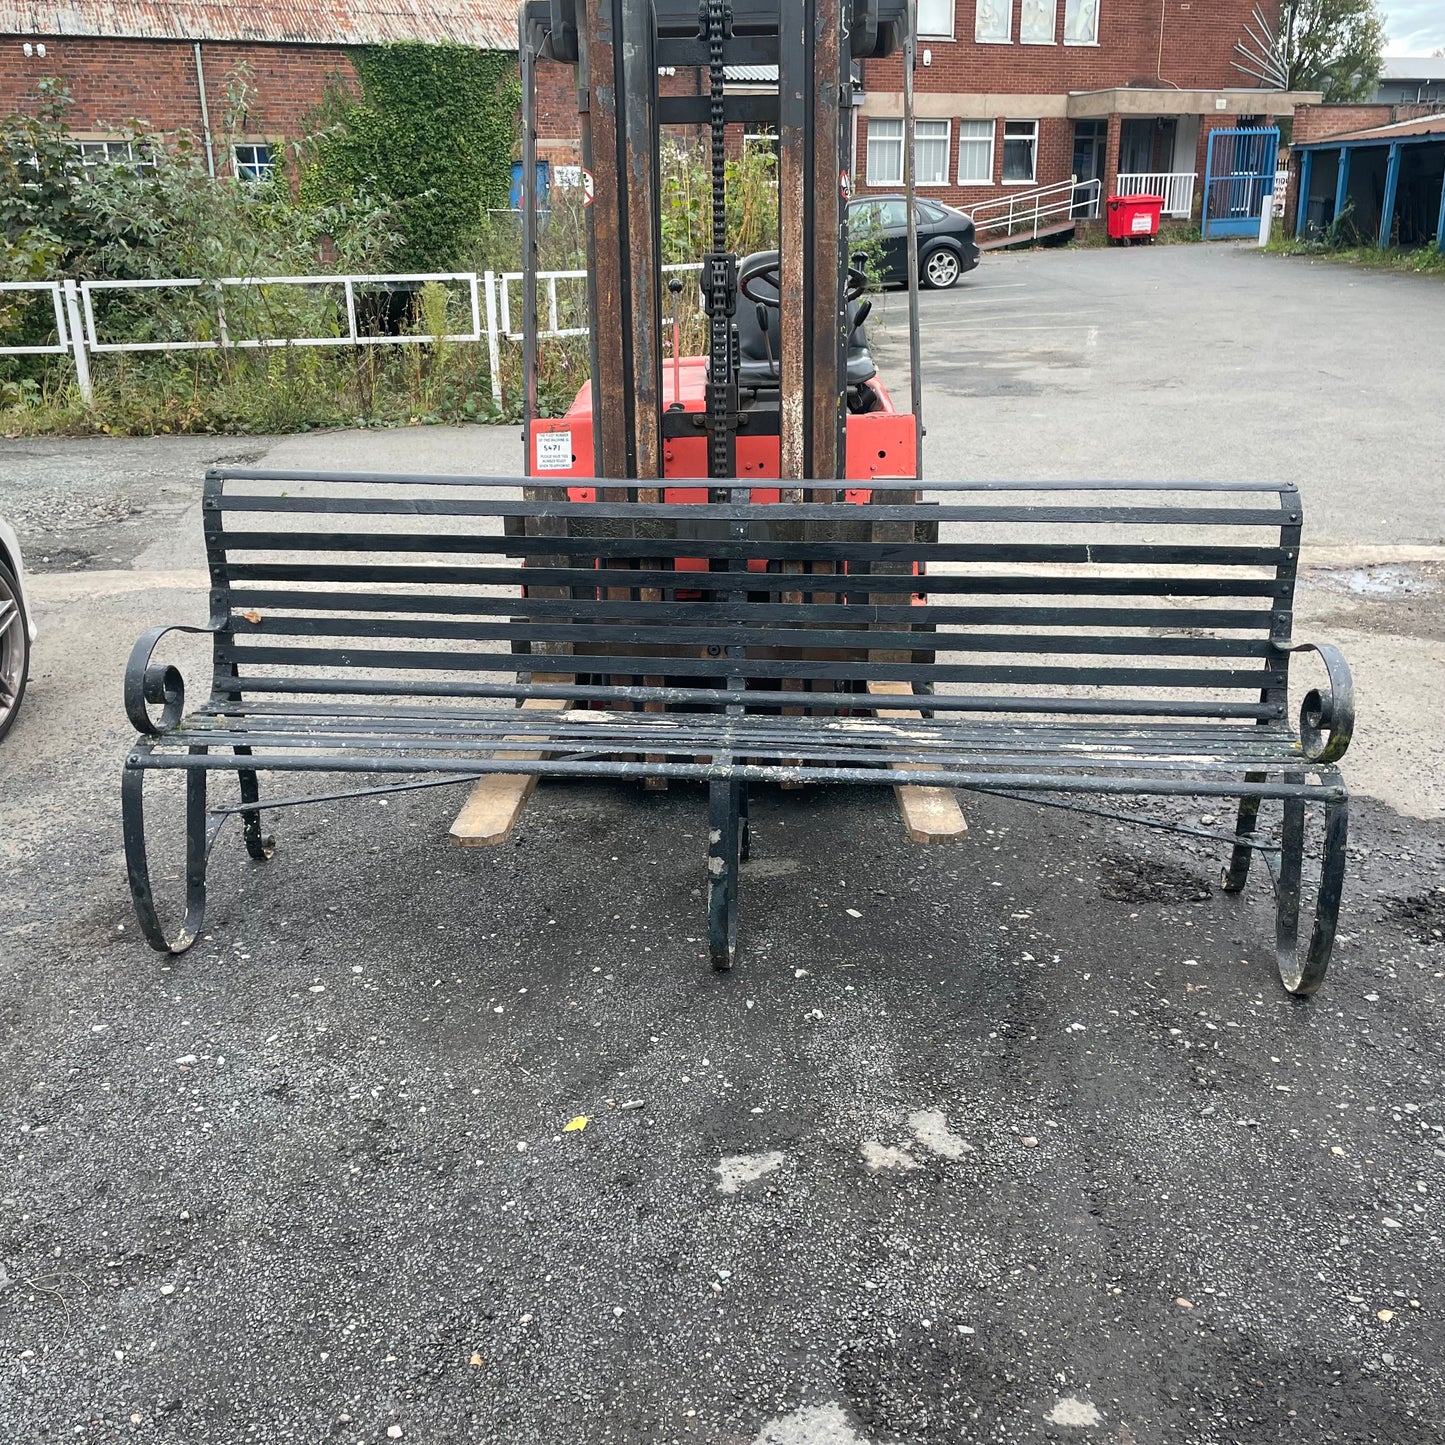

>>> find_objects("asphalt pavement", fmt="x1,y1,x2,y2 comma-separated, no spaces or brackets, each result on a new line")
1,247,1444,1443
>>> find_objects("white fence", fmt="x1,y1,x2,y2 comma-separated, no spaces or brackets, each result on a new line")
1115,171,1198,220
0,269,610,407
968,177,1102,243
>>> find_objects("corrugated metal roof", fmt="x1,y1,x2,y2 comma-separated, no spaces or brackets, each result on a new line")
0,0,520,47
1296,112,1445,148
1381,56,1445,82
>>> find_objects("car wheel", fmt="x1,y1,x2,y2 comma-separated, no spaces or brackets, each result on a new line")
0,558,30,741
921,247,962,289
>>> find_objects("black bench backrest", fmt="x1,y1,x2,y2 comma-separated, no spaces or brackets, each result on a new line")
206,470,1301,723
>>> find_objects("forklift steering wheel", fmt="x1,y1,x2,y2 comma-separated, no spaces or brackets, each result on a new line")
740,262,870,310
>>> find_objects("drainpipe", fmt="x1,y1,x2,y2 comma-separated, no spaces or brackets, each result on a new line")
194,43,216,178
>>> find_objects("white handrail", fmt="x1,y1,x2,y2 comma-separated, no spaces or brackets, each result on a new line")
1116,171,1198,220
967,177,1101,240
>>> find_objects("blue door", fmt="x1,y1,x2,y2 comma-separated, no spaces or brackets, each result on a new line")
509,160,550,209
1203,127,1280,238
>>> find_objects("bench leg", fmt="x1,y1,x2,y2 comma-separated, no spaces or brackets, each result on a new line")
708,779,742,971
1220,772,1265,892
122,750,215,955
235,745,277,862
1269,794,1349,997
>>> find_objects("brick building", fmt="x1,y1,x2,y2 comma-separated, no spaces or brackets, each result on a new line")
2,0,1321,221
0,1,524,178
852,0,1317,221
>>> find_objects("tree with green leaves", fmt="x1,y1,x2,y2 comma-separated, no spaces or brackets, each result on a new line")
1277,0,1386,100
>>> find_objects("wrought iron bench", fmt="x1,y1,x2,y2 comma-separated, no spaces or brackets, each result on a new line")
122,469,1353,994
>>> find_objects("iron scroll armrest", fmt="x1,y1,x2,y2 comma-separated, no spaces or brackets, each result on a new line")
124,624,221,737
1271,639,1355,765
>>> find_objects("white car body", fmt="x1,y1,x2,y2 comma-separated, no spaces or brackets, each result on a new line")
0,515,37,643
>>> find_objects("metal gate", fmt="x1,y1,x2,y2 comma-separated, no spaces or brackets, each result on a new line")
1202,127,1280,238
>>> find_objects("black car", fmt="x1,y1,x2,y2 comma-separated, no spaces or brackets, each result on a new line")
847,194,980,289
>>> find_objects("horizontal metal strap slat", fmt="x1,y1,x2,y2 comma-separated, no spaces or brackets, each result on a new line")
225,591,1276,630
219,531,1290,566
165,729,1304,774
225,644,1273,688
184,715,1303,756
229,614,1281,659
218,495,1293,527
205,700,1296,741
212,468,1297,495
218,676,1284,717
224,564,1286,598
129,750,1345,802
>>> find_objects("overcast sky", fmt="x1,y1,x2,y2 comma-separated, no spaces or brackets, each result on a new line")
1383,1,1445,54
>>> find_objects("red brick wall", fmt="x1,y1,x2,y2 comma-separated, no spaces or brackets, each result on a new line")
1291,102,1435,145
0,37,356,156
862,0,1275,98
0,36,587,166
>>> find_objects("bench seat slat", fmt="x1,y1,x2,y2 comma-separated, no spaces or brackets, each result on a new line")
131,748,1344,802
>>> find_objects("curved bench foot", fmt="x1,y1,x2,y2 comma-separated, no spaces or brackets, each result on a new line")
1268,794,1349,997
122,756,214,955
708,780,742,971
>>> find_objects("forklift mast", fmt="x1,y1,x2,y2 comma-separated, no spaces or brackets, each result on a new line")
518,0,923,487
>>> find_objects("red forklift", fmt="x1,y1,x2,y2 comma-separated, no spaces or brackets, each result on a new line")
517,0,926,494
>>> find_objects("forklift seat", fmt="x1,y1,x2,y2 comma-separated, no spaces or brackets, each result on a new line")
732,251,877,392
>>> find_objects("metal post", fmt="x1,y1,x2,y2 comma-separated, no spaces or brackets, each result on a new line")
903,0,922,478
519,4,540,474
343,278,358,343
193,43,216,179
1296,149,1312,238
578,0,631,479
62,279,92,404
1438,165,1445,254
484,269,503,407
778,0,808,485
1378,143,1401,248
809,0,848,481
1333,146,1351,235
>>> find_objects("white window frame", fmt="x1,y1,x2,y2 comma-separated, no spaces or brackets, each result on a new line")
956,118,995,184
1063,0,1100,45
1001,120,1039,185
866,118,904,186
1020,0,1058,44
916,0,956,39
914,119,952,186
975,0,1012,44
233,142,275,183
72,138,155,171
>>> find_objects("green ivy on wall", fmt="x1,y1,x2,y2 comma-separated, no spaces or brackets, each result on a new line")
301,43,520,271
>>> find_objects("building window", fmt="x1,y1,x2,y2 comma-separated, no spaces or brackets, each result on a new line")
73,139,154,171
1002,120,1038,183
1063,0,1099,44
866,120,904,185
743,131,780,161
1020,0,1057,42
975,0,1011,43
956,119,995,183
915,120,951,185
917,0,954,37
233,143,274,182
